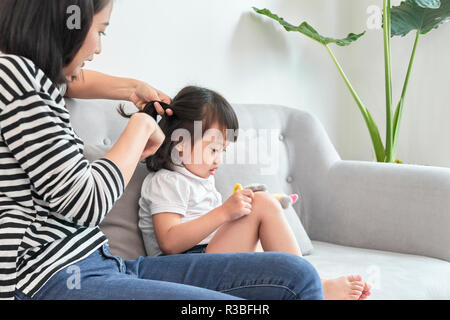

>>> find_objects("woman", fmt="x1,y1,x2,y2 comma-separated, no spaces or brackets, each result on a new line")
0,0,323,300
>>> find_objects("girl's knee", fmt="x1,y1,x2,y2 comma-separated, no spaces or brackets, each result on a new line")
252,192,283,215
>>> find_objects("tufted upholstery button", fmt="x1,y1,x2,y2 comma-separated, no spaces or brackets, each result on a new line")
279,134,285,141
286,176,294,183
103,138,112,146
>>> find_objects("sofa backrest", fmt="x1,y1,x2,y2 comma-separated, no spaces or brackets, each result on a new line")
66,98,450,262
66,99,329,259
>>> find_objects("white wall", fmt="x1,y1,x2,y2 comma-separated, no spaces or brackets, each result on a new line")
89,0,450,168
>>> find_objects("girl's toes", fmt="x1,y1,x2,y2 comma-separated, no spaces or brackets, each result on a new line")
351,289,363,296
359,287,372,300
349,293,361,300
359,293,370,300
348,274,363,282
351,283,364,291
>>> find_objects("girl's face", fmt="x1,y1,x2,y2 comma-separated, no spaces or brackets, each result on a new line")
62,1,113,78
180,122,229,179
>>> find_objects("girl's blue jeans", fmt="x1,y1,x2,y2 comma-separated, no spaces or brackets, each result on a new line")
15,243,324,300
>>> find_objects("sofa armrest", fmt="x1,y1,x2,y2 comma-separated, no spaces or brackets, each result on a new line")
308,161,450,262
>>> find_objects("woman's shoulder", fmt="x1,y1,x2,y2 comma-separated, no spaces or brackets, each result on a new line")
0,53,42,98
0,53,62,101
0,53,38,78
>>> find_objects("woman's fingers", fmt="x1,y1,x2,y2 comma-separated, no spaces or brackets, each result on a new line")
153,102,165,116
154,101,173,117
157,90,173,116
157,90,172,104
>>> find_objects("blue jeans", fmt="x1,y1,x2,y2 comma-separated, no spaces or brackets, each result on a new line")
15,244,324,300
182,244,208,254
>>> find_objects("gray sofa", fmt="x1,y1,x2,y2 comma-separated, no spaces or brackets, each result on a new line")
67,98,450,300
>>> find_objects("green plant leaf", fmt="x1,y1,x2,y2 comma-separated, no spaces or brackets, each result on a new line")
365,108,386,162
391,0,450,36
325,44,385,162
253,7,365,46
407,0,441,8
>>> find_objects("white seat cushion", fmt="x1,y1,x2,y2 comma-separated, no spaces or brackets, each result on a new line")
304,241,450,300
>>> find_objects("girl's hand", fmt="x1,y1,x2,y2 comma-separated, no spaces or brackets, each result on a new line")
129,81,173,116
221,189,254,222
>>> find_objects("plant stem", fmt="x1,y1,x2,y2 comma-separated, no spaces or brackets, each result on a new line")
392,29,420,157
383,0,394,162
325,44,385,162
325,45,367,118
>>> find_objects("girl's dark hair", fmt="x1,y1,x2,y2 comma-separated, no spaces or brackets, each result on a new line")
118,86,240,172
0,0,111,84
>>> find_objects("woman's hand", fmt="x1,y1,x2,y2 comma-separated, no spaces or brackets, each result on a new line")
139,126,165,162
129,81,173,116
133,113,166,162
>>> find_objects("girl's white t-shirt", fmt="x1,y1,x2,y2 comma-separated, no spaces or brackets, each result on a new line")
138,165,223,256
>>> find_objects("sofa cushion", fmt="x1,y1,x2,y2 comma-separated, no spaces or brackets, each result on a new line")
305,241,450,299
84,145,148,260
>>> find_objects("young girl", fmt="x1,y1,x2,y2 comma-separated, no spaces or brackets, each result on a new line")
123,86,371,300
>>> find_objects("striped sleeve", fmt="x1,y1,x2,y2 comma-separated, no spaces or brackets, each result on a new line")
0,92,125,229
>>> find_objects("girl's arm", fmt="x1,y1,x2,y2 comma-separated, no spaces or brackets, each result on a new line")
65,70,172,113
153,207,228,255
152,190,254,254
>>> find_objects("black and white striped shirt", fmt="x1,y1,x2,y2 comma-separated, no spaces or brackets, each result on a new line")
0,54,125,300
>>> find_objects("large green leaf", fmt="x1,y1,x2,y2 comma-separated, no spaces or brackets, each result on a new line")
253,7,365,46
408,0,441,8
391,0,450,36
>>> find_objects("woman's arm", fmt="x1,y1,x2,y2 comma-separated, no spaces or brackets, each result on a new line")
153,207,228,255
104,112,164,186
66,70,172,113
66,70,140,100
0,92,159,228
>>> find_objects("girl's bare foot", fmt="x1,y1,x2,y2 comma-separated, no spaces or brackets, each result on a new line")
359,281,372,300
321,275,366,300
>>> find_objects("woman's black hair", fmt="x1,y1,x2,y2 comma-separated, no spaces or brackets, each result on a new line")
118,86,240,172
0,0,111,84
